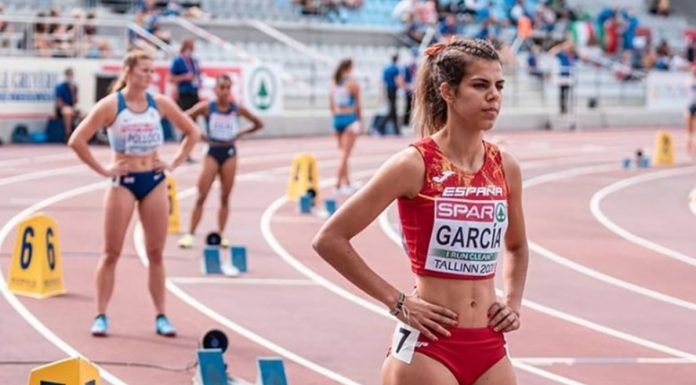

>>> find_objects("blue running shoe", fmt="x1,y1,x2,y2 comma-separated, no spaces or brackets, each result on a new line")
155,314,177,337
91,314,108,337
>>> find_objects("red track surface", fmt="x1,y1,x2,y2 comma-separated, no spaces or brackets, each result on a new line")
1,129,694,385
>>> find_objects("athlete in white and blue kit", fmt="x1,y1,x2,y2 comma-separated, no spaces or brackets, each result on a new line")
69,50,200,337
178,74,263,249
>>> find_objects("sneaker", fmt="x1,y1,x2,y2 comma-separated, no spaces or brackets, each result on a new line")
91,314,108,337
178,234,194,249
155,314,177,337
220,238,230,248
337,184,359,196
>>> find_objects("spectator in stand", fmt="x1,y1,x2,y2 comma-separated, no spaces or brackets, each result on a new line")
84,11,113,58
0,3,13,48
55,68,83,141
686,36,695,63
32,12,51,55
603,12,621,56
652,0,671,17
508,0,523,23
621,8,638,52
527,44,545,79
655,40,671,71
438,13,459,41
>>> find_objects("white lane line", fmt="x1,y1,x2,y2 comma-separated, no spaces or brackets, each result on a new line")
170,277,318,286
0,151,76,168
0,165,86,187
517,357,694,366
521,165,696,311
0,181,129,385
529,241,696,311
262,168,588,385
690,187,696,217
133,224,360,385
378,208,696,362
589,166,696,267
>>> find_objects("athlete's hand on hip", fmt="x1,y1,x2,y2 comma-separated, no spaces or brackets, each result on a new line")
153,158,172,172
103,160,129,178
399,293,459,341
487,302,520,333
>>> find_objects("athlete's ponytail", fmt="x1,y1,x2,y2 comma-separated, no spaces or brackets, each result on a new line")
413,39,500,137
109,50,153,93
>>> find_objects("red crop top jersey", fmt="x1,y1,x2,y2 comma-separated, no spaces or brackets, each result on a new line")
397,137,509,280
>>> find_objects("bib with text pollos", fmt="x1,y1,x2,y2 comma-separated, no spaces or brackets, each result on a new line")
426,195,508,277
124,120,164,156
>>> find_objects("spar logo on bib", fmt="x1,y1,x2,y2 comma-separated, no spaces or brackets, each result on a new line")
425,198,508,277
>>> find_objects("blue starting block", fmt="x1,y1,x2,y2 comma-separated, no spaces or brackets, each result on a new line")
325,198,337,216
621,158,631,169
203,246,223,274
197,349,228,385
299,194,312,214
257,357,288,385
638,157,650,168
230,246,247,273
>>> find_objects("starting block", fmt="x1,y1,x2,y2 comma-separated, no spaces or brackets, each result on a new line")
622,149,651,169
203,247,224,275
28,356,100,385
196,349,228,385
203,247,243,277
203,232,246,276
324,198,337,216
230,246,247,273
298,194,313,214
257,357,288,385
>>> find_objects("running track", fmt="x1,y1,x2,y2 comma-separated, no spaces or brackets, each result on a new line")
0,128,694,385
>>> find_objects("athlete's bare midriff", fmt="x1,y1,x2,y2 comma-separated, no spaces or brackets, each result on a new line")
416,275,496,327
113,151,160,173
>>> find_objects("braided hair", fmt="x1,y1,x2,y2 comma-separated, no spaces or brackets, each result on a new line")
413,39,501,137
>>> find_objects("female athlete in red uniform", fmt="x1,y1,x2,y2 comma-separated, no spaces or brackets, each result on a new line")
313,39,528,385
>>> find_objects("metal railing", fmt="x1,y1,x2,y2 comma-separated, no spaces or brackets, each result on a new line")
0,14,176,58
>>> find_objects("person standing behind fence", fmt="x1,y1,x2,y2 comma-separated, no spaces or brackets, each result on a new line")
687,64,696,160
402,54,417,132
548,40,579,115
55,68,83,141
170,38,201,160
330,58,362,195
377,54,403,136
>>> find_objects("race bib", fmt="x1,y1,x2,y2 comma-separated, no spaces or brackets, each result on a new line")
390,322,420,364
124,121,163,156
425,198,508,277
208,113,238,142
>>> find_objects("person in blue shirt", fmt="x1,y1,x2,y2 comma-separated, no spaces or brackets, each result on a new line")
402,54,417,130
170,38,202,160
54,68,83,141
549,41,580,115
377,54,403,136
170,38,201,111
